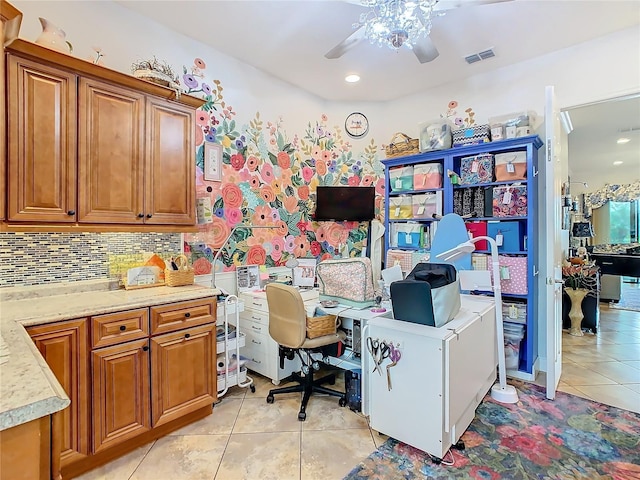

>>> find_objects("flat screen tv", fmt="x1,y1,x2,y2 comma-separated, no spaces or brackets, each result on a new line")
314,186,375,222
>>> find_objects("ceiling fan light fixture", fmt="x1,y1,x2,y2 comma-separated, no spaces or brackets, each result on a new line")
345,74,361,83
359,0,437,50
617,137,630,144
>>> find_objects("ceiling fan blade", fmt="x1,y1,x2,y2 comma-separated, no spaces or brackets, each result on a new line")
433,0,513,12
412,35,440,63
324,26,366,59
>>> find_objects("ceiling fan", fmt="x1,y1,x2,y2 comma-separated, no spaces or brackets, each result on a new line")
325,0,512,64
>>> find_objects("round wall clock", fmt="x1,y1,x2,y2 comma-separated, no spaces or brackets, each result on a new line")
345,112,369,139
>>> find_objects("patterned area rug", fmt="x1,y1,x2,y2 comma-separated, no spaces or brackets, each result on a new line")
344,381,640,479
612,283,640,312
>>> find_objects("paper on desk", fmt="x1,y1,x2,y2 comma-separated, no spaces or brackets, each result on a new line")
381,264,403,287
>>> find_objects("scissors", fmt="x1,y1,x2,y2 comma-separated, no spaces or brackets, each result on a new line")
367,337,390,375
388,343,402,364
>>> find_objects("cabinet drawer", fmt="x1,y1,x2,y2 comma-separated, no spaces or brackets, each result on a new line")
241,318,269,336
239,293,269,313
150,298,215,335
242,329,268,352
240,309,269,327
92,308,149,349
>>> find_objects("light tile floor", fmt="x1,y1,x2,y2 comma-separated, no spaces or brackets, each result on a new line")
77,302,639,480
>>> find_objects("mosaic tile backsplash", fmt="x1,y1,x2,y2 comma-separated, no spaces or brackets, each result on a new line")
0,233,182,288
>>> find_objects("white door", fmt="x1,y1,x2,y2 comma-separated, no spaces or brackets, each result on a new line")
543,86,566,399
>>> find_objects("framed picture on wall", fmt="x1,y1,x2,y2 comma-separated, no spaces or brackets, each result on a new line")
204,142,222,181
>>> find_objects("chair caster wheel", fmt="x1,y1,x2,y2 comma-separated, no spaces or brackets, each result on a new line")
298,411,306,421
454,440,465,450
250,385,256,393
301,365,310,375
266,395,274,404
328,376,336,385
312,361,320,371
339,397,347,407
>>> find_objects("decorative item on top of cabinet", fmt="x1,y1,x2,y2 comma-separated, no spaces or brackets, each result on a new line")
35,17,72,53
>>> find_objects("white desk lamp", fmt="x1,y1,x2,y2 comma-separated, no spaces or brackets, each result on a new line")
211,224,276,291
437,235,519,404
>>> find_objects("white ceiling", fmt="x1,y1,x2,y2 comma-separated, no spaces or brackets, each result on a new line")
115,0,640,189
115,0,640,102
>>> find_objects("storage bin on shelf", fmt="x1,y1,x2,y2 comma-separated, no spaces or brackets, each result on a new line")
411,191,443,219
487,220,526,252
495,152,527,181
389,166,414,192
492,183,527,217
503,322,525,369
451,124,491,147
459,153,494,185
388,195,412,219
413,163,443,189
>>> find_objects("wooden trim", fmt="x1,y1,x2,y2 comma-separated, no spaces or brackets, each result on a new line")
0,222,199,233
5,39,205,108
1,1,22,47
0,415,50,480
60,405,212,480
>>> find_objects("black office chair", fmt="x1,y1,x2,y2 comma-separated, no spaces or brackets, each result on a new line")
265,283,347,421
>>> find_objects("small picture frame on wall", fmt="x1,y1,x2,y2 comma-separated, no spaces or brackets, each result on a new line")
204,142,222,181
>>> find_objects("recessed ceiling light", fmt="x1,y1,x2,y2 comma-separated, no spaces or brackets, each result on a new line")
613,160,624,166
345,74,360,83
617,137,631,144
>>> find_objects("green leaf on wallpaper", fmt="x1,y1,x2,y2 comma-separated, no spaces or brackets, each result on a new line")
277,132,285,150
196,144,204,170
264,257,276,268
285,185,295,196
268,151,278,166
290,175,303,189
213,197,224,211
229,120,236,132
321,173,333,186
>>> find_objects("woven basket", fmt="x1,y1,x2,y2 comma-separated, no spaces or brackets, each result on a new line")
385,132,420,158
164,254,195,287
306,314,339,339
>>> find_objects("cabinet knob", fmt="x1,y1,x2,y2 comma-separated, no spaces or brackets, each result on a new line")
185,333,191,339
146,214,153,218
67,210,75,216
119,325,126,331
185,312,191,318
137,213,144,218
142,345,149,351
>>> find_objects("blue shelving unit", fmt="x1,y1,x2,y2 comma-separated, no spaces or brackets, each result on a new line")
382,136,543,379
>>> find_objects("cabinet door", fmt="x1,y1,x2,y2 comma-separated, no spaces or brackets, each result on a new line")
91,339,151,453
27,319,90,467
7,55,77,222
150,324,215,427
145,98,196,225
77,78,145,223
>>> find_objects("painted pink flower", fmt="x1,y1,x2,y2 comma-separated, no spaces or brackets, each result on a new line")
246,155,259,172
249,175,261,190
310,241,321,256
315,225,327,243
324,223,348,247
230,153,245,170
194,58,206,69
284,235,296,253
260,185,276,203
246,245,267,266
312,147,321,160
297,221,308,233
320,252,333,261
293,235,310,257
209,217,230,249
260,163,275,184
315,159,327,176
195,125,204,146
274,220,288,238
278,169,293,189
270,236,285,262
302,166,314,183
195,110,209,127
321,150,331,162
192,257,211,275
225,207,243,225
277,151,291,169
297,185,310,200
348,175,361,186
252,205,272,225
361,175,374,186
221,183,243,208
375,177,385,195
283,196,299,213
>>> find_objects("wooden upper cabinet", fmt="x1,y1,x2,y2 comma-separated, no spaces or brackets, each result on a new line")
78,78,145,224
145,98,196,225
27,318,90,468
7,55,77,222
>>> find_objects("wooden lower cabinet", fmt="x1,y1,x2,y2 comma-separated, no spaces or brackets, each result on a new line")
27,319,90,469
0,415,51,480
91,338,151,453
151,323,216,427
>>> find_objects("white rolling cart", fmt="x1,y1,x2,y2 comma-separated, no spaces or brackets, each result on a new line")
216,295,254,397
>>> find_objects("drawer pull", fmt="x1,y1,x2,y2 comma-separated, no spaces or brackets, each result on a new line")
185,333,191,339
250,358,262,364
137,213,144,218
251,339,262,345
251,325,261,330
185,312,191,318
119,325,126,331
251,316,261,321
67,210,75,216
142,345,149,352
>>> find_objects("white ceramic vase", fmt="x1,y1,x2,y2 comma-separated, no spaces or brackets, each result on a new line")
35,17,72,53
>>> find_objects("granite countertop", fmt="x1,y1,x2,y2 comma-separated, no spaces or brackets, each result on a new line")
0,279,220,431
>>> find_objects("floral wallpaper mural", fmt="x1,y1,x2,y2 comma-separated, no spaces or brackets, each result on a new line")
180,57,385,276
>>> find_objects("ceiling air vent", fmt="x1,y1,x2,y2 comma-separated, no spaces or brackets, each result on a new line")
464,48,496,65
